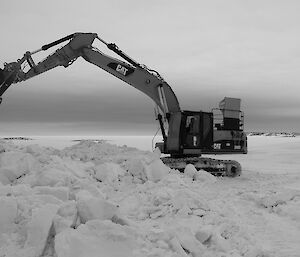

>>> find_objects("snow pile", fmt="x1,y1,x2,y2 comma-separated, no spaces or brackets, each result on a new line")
0,151,40,184
60,139,142,162
0,139,295,256
249,189,300,223
184,164,217,183
55,220,137,257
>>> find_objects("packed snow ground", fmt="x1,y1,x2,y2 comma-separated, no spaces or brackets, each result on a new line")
0,136,299,257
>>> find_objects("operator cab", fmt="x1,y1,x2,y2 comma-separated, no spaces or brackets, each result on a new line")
156,110,214,156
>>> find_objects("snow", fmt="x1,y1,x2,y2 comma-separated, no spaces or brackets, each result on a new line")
0,151,40,185
76,190,119,223
0,196,17,233
0,136,299,257
94,162,125,184
25,204,59,256
55,220,137,257
184,164,217,183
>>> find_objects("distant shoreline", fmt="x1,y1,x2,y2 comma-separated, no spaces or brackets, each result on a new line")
0,137,34,141
1,132,299,141
247,132,298,137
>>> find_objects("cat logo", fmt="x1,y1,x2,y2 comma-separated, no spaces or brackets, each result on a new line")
107,62,134,77
116,64,128,76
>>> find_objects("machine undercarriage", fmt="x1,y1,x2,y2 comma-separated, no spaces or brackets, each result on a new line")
161,156,242,177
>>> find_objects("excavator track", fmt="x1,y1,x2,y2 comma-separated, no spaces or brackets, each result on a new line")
161,156,241,177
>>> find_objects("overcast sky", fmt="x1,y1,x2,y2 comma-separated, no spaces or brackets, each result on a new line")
1,0,300,136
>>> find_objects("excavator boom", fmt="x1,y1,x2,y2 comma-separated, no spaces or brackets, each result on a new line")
0,33,180,115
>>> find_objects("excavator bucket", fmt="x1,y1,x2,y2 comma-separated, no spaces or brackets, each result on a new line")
0,68,5,87
0,65,19,98
0,68,5,104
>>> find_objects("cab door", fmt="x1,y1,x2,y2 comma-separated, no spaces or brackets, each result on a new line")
184,113,201,148
182,111,213,150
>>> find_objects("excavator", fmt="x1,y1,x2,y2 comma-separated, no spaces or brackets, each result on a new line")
0,32,247,177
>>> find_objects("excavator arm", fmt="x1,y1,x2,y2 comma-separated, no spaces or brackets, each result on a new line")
0,32,180,120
